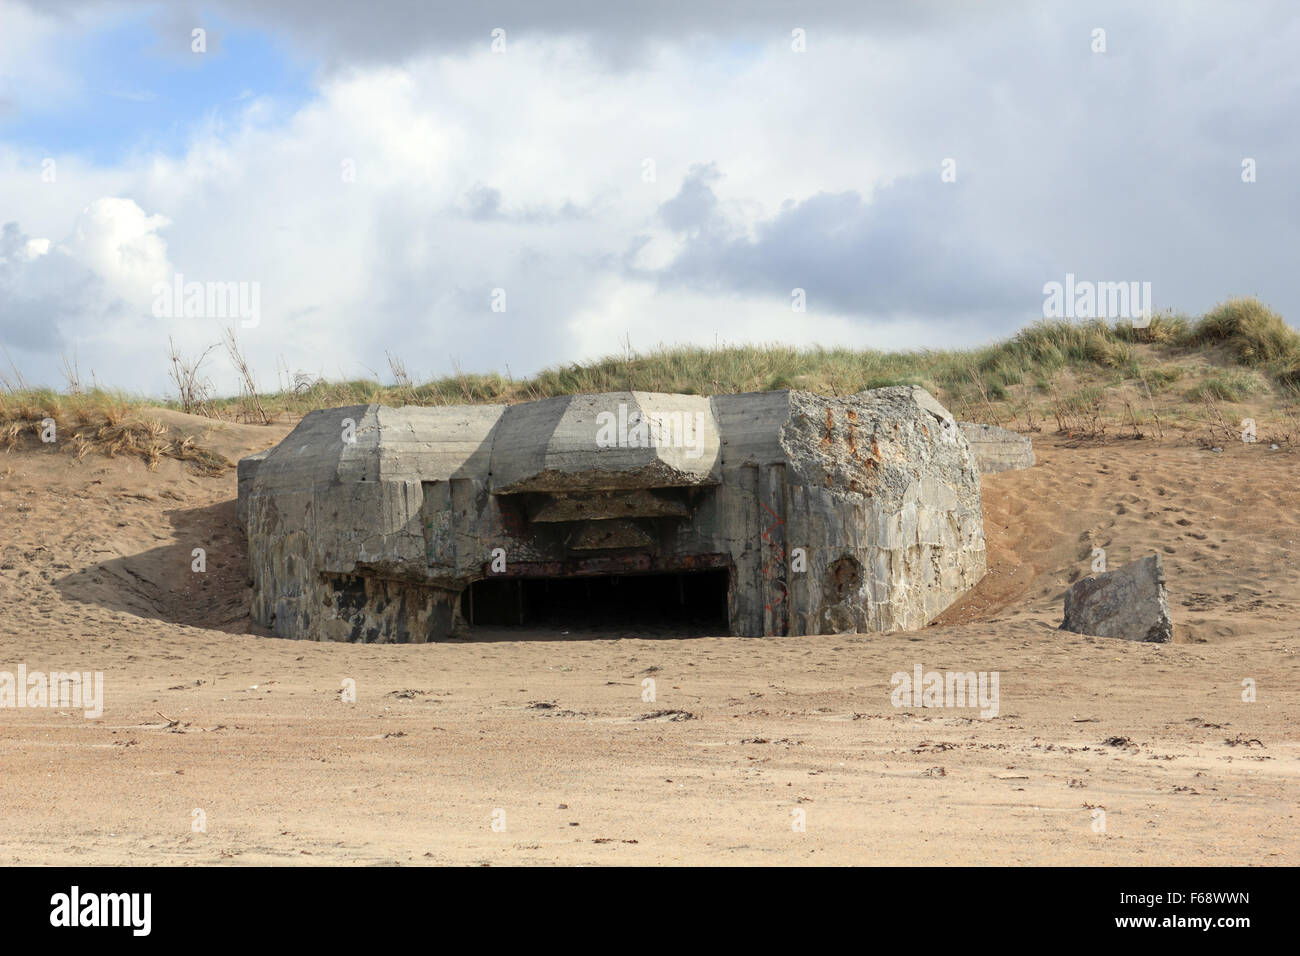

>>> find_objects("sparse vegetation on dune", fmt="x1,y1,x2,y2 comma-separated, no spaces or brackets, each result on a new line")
4,297,1300,463
1185,297,1300,366
0,387,232,474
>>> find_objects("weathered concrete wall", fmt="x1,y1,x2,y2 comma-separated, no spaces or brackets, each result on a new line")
490,392,720,492
241,387,986,641
236,450,268,531
957,422,1036,473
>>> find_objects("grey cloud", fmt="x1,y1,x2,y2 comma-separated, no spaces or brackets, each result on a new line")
459,185,591,224
21,0,1022,68
648,172,1046,319
465,185,502,220
658,162,723,234
0,218,160,361
0,222,71,352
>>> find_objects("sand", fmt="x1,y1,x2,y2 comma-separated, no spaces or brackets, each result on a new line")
0,414,1296,865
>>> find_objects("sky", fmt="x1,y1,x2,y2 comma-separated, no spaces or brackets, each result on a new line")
0,0,1297,396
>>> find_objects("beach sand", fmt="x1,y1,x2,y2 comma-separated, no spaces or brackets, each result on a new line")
1,415,1295,865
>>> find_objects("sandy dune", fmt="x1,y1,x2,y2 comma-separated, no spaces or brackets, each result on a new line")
0,416,1296,865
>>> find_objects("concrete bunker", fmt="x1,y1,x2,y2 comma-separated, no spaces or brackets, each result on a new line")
239,386,987,641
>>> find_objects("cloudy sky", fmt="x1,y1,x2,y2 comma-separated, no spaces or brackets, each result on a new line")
1,0,1296,395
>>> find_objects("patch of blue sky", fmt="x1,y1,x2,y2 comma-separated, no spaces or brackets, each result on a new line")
0,7,317,163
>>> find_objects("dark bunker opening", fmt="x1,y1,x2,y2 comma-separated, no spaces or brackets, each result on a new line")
462,569,730,635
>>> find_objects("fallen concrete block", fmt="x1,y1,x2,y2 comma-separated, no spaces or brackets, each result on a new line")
957,423,1035,473
1061,553,1173,643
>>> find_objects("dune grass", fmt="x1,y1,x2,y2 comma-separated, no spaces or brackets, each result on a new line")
0,386,231,473
3,297,1299,462
200,297,1297,416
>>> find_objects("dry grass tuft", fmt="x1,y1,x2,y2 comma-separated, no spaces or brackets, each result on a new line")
0,397,231,475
